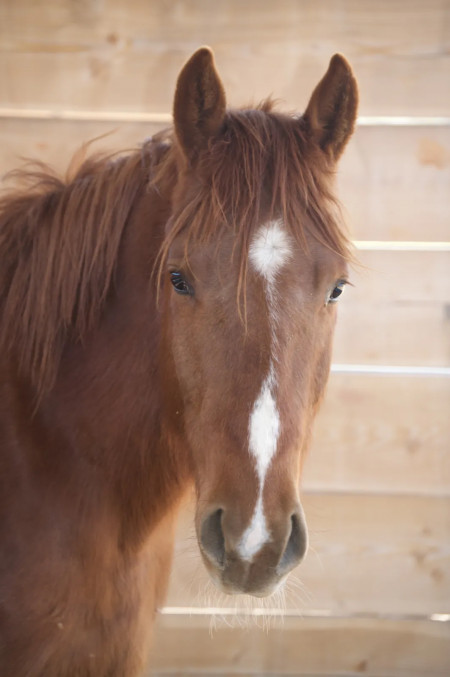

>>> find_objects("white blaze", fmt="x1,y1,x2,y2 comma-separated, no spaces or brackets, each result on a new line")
248,219,293,285
248,368,279,481
238,220,292,561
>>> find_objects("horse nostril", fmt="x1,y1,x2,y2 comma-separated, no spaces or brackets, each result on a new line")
278,511,308,574
200,509,226,568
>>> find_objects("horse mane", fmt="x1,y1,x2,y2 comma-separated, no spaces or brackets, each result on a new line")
155,99,353,307
0,141,158,399
0,100,352,399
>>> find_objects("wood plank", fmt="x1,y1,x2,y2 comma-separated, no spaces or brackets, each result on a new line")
333,249,450,365
1,0,449,116
345,250,450,306
339,125,450,242
0,118,164,180
165,494,450,616
1,120,449,243
334,301,450,366
147,615,450,676
305,374,450,495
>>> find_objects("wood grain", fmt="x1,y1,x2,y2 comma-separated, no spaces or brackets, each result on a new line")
306,374,450,495
148,615,450,676
1,0,449,116
339,125,450,242
333,249,450,365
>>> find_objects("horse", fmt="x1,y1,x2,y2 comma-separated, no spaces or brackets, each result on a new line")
0,47,358,676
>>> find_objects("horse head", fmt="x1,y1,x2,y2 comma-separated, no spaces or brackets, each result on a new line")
159,48,358,596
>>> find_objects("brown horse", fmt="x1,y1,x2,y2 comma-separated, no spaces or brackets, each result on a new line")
0,48,357,676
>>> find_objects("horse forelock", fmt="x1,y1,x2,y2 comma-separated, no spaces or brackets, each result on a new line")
155,99,354,307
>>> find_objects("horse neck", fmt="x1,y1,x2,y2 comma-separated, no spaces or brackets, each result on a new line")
7,182,191,550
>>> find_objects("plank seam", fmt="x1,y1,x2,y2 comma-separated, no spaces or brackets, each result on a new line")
158,607,450,623
330,365,450,377
1,109,450,127
353,241,450,252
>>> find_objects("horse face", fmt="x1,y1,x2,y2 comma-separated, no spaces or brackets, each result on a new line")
163,47,357,596
164,216,348,595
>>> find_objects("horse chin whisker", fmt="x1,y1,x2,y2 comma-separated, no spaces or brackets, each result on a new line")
195,576,289,632
284,572,313,607
306,542,325,573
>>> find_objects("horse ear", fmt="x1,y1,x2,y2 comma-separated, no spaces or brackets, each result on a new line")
173,47,226,163
304,54,358,162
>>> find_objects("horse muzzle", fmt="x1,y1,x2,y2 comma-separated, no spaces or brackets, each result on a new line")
197,504,308,596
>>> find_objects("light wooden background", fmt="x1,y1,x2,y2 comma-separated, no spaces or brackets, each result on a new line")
1,1,449,675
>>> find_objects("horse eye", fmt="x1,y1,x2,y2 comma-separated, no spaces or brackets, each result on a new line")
170,271,192,295
327,281,347,305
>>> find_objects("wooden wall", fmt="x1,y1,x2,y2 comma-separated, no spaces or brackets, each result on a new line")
1,1,449,675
